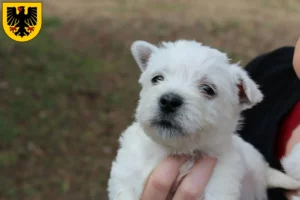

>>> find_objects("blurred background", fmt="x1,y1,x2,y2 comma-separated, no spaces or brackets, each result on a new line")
1,0,300,199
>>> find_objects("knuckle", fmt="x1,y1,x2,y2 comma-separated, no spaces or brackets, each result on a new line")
179,185,198,200
149,176,171,192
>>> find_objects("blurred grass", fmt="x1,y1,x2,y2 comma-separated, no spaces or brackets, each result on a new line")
0,17,118,199
0,17,98,146
0,15,141,200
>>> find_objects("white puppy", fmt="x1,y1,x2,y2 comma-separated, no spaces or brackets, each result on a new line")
107,40,300,200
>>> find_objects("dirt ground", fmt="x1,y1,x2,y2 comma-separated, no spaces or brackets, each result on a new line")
1,0,300,200
42,0,300,66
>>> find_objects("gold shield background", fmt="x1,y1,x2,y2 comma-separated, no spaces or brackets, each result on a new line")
0,0,300,199
2,2,42,42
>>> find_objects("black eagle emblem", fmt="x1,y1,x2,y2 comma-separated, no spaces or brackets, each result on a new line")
7,6,37,37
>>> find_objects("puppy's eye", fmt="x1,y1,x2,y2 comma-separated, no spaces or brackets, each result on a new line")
151,75,164,84
200,84,216,98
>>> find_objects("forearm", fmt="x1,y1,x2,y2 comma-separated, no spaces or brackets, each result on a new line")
286,125,300,156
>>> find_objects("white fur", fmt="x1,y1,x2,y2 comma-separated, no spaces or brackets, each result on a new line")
282,143,300,199
282,144,300,181
108,40,300,200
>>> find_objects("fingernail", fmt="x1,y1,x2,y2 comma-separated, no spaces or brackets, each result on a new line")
202,155,216,160
170,154,188,162
201,155,210,160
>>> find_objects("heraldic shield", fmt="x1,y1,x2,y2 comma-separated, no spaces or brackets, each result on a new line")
2,2,42,42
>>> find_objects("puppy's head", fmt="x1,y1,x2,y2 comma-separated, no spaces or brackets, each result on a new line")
131,40,263,149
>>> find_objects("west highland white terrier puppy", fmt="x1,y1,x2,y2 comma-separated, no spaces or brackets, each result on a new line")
107,40,300,200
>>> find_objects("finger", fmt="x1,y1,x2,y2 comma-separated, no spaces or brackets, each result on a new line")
141,156,187,200
286,189,300,200
173,157,217,200
293,37,300,78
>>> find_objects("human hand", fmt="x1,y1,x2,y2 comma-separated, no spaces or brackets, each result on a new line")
141,156,217,200
293,38,300,78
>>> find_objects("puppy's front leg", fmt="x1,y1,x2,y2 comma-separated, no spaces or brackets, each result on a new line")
114,190,135,200
204,151,244,200
108,123,169,200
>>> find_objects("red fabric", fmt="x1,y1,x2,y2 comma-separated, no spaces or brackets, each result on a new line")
276,101,300,159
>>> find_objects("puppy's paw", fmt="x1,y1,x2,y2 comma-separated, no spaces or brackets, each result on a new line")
291,195,300,200
282,143,300,181
112,190,135,200
204,193,239,200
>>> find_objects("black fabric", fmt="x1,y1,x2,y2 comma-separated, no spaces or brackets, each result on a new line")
238,47,300,200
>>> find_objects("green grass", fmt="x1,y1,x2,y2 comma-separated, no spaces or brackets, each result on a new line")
0,17,99,144
0,16,141,199
0,17,109,198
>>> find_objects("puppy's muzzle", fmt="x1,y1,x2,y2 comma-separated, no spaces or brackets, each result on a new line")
159,93,183,113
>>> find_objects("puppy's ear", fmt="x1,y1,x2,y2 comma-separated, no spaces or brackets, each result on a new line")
131,40,158,72
231,64,264,110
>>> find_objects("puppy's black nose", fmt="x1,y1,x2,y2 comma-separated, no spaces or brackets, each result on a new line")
159,93,183,113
